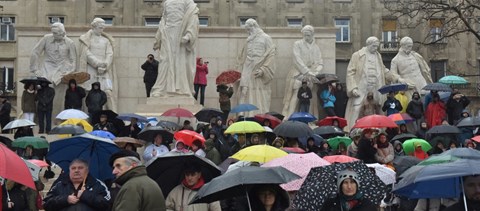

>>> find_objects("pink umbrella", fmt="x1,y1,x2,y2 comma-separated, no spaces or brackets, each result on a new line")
27,159,50,168
262,152,330,191
323,155,359,163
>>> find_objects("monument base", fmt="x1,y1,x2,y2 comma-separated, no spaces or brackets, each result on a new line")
136,96,203,117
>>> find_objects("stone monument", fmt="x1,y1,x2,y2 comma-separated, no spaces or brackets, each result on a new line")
79,18,118,112
237,19,276,115
282,25,323,118
345,37,388,130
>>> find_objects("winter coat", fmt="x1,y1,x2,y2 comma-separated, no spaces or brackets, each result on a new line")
425,101,446,128
65,83,86,110
320,89,336,108
393,141,405,157
382,97,403,116
86,82,107,114
141,59,159,84
444,198,480,211
6,184,29,211
320,195,377,211
217,86,233,112
0,100,11,121
36,85,55,112
375,143,394,164
358,100,382,119
356,138,377,164
194,59,208,85
22,90,36,113
297,86,312,104
43,174,111,211
407,99,424,119
165,184,221,211
119,124,141,139
446,95,470,125
334,89,348,118
205,139,222,165
93,122,117,136
112,166,166,211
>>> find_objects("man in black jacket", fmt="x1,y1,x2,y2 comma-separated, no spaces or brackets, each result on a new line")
86,82,107,120
141,54,159,97
36,82,55,133
65,79,86,110
0,96,11,134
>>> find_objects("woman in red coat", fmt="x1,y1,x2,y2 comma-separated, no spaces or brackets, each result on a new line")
194,57,208,105
425,93,446,128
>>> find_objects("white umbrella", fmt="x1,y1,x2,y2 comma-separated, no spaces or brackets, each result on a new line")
23,159,41,181
3,119,36,130
366,163,397,185
56,109,89,120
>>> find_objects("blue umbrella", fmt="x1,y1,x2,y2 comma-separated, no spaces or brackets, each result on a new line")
46,133,120,180
90,130,116,140
288,112,317,123
117,113,148,123
230,103,259,114
377,83,408,94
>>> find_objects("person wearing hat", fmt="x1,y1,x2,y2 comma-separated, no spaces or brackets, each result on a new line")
409,142,428,160
321,170,376,211
297,80,313,113
110,150,166,211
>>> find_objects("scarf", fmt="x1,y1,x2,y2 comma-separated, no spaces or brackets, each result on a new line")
377,140,390,149
182,176,205,191
27,89,35,94
340,191,363,211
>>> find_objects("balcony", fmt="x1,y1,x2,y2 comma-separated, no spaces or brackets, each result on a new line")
380,41,399,52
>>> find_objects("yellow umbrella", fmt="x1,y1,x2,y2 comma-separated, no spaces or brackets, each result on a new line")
224,121,265,134
58,118,94,138
231,145,288,163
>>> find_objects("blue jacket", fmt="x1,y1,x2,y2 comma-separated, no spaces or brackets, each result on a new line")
320,90,336,108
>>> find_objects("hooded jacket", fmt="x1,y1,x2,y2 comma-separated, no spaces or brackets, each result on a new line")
141,57,159,84
406,92,424,119
194,58,208,85
36,83,55,111
65,79,86,109
205,138,222,165
86,82,107,114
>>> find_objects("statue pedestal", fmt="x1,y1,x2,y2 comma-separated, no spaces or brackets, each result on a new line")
136,96,203,117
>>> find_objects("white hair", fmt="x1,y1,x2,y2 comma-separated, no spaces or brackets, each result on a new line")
399,36,413,46
245,18,259,28
301,25,314,34
91,18,105,28
366,36,379,45
51,22,66,34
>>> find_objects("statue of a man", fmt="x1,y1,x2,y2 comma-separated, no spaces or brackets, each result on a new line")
345,37,388,130
79,18,117,112
237,19,276,115
30,22,77,86
389,37,433,100
150,0,199,97
282,25,323,118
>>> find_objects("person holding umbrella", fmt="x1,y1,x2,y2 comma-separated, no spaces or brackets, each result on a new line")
36,81,55,134
249,184,290,211
382,91,403,116
93,114,117,135
21,83,37,122
143,134,170,163
444,175,480,211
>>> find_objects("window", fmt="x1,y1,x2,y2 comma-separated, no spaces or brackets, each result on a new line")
199,17,209,27
48,16,65,24
0,61,14,93
430,60,447,82
144,17,161,27
96,17,114,26
239,17,256,27
430,19,445,43
334,18,350,42
0,17,15,41
381,19,398,51
287,18,303,27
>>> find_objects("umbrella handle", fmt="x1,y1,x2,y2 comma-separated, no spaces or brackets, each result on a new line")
245,187,252,211
461,177,468,210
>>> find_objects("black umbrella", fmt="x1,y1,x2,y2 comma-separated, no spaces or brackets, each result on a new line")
266,111,285,121
146,152,221,197
218,158,239,174
313,126,344,139
156,120,181,132
195,108,224,123
422,82,452,92
390,133,417,143
456,117,480,127
138,126,174,144
20,76,52,85
426,125,461,135
190,166,300,204
316,73,338,84
393,156,420,175
0,136,12,149
273,121,313,138
293,161,387,210
49,124,87,135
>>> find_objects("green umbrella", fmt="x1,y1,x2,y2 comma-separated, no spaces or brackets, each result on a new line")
418,154,460,165
402,138,431,154
12,136,49,149
327,136,352,150
438,75,468,85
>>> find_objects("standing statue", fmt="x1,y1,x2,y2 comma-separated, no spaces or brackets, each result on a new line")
237,19,276,115
150,0,199,97
30,22,77,86
345,37,388,130
282,25,323,118
388,37,433,101
79,18,117,112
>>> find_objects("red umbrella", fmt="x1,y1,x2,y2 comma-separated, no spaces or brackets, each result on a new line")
323,155,358,163
317,116,347,128
388,113,414,125
216,70,241,85
254,114,281,129
0,144,36,189
27,159,50,168
174,130,206,147
352,115,398,129
162,108,194,118
472,136,480,143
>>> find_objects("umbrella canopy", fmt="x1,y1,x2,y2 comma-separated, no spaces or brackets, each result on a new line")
366,163,396,185
195,108,224,123
173,130,206,147
417,154,460,166
90,130,116,140
61,72,90,84
27,159,49,168
49,124,87,135
378,83,409,94
438,75,468,85
402,138,432,154
352,114,398,129
47,133,120,180
161,108,194,118
20,76,51,85
231,145,288,163
282,147,306,154
254,114,281,129
439,147,480,159
0,144,36,189
262,153,330,191
317,116,347,128
294,73,321,84
388,113,414,125
422,82,452,92
156,120,181,132
266,111,285,121
294,161,387,210
0,136,12,149
190,166,300,204
456,116,480,127
323,155,358,163
3,119,36,130
393,156,420,175
327,136,352,150
427,125,461,135
60,118,93,132
313,126,344,138
316,73,339,84
56,109,89,120
12,136,49,149
273,121,314,138
146,152,221,197
288,112,317,123
298,134,324,147
216,70,241,85
224,121,265,134
230,103,259,114
23,159,41,181
113,137,145,148
138,126,174,144
390,133,417,143
116,113,148,123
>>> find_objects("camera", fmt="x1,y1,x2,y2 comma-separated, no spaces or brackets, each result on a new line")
205,61,209,64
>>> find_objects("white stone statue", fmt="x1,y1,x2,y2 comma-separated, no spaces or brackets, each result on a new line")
388,37,433,100
345,37,388,130
150,0,199,97
30,22,77,86
79,18,117,112
237,19,276,115
282,25,323,118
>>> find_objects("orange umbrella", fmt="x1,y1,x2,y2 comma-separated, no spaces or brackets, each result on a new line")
323,155,359,163
174,130,205,147
353,115,398,128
